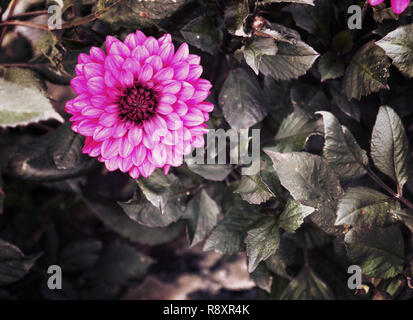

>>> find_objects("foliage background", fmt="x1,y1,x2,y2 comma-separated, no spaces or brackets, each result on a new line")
1,0,413,300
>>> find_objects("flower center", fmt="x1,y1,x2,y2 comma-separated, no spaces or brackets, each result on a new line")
118,83,158,123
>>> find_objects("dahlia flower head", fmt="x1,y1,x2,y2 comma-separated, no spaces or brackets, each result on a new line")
369,0,410,14
65,31,213,179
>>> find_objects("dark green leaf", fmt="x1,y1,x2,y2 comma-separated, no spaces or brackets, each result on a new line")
290,83,329,117
183,190,220,247
185,160,233,181
219,68,268,129
8,123,93,182
88,242,153,287
260,40,319,81
204,199,264,254
345,225,404,279
371,106,409,192
84,198,184,245
250,263,273,293
181,15,223,55
265,235,296,279
284,0,332,45
0,67,63,128
243,37,278,74
376,24,413,78
342,41,390,100
234,175,275,205
317,111,368,179
246,216,280,272
264,151,342,204
224,0,250,36
318,52,344,82
119,189,185,228
0,239,40,286
335,187,399,228
271,111,320,152
60,239,102,271
280,267,335,300
279,199,314,233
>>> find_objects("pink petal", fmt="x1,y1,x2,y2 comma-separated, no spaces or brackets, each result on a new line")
369,0,385,4
172,43,189,64
173,62,189,80
87,77,105,94
120,136,133,158
124,33,139,49
131,144,147,166
392,0,410,13
144,55,163,72
153,67,174,82
104,55,124,73
143,36,159,55
70,77,86,94
135,30,147,44
157,103,174,115
138,64,153,83
119,156,133,172
94,126,113,141
99,112,118,127
187,65,203,81
129,166,140,179
177,82,194,101
78,120,97,136
101,138,120,159
132,45,150,62
196,102,214,112
159,42,174,62
105,157,120,171
90,47,105,62
119,70,134,87
128,126,143,146
83,63,104,79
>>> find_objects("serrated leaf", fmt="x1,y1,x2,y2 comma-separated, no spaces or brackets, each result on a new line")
243,37,278,74
265,235,296,279
280,268,335,300
318,52,344,82
264,151,342,204
137,170,181,213
8,123,93,182
371,106,409,193
181,15,223,55
290,83,329,117
317,111,368,179
204,199,264,254
95,0,189,28
219,68,268,129
0,239,40,286
246,216,280,272
119,189,185,228
329,82,361,122
264,151,343,235
279,199,314,233
0,68,63,128
250,263,273,293
234,175,275,205
224,0,250,37
342,41,390,100
284,0,332,45
60,239,102,271
271,111,320,152
345,225,404,279
88,242,153,287
183,190,220,247
376,24,413,78
84,198,183,246
185,159,233,181
260,40,319,81
335,187,399,228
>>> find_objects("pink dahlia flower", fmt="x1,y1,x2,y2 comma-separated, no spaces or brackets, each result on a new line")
369,0,410,14
65,31,213,179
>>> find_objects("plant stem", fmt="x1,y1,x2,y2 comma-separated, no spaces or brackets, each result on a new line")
366,167,413,210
